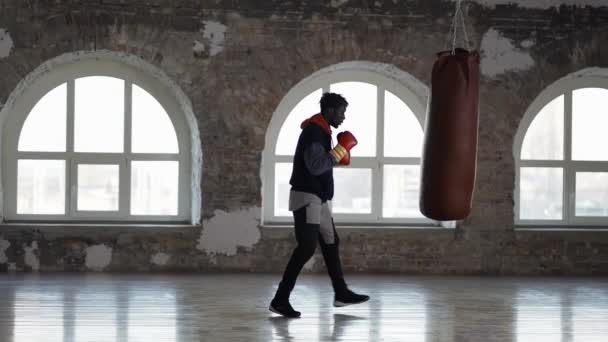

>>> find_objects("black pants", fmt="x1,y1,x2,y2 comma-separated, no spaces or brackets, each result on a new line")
274,205,347,300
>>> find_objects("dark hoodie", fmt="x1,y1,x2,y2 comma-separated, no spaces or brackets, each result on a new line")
289,114,336,202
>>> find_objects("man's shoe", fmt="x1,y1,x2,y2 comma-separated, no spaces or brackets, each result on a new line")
334,289,370,307
269,298,301,318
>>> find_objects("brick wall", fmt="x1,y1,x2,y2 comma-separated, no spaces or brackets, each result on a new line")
0,0,607,274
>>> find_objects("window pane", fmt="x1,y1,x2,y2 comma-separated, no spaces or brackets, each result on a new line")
333,168,372,214
276,89,322,155
18,83,67,152
576,172,608,217
383,165,423,218
521,95,563,160
330,82,377,157
17,160,65,214
274,163,292,217
519,167,562,220
132,84,179,153
75,76,124,153
131,161,178,215
573,88,608,161
77,164,119,211
384,91,423,158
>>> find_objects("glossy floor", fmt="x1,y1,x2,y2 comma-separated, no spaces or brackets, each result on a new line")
0,273,606,341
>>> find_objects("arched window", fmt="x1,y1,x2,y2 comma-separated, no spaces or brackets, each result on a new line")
263,62,430,225
1,52,200,223
514,70,608,227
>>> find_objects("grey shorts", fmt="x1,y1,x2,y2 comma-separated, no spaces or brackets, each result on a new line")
289,190,335,244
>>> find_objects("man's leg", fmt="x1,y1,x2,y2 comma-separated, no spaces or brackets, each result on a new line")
270,205,319,317
318,204,369,307
318,217,347,294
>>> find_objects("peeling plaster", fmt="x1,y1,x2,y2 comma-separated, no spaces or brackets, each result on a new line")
151,252,170,266
24,241,39,271
0,238,10,263
197,207,261,256
521,39,535,49
480,28,534,78
455,0,608,8
85,244,112,271
192,40,206,57
202,21,226,57
8,263,16,272
0,28,13,58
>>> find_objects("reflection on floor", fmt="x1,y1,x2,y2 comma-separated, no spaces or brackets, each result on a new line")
0,273,606,341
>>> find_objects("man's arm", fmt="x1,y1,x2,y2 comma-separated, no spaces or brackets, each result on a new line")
303,143,337,176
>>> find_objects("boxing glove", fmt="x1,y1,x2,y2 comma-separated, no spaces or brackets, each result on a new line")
329,131,358,165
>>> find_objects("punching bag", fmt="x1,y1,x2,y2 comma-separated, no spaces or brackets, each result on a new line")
419,48,480,221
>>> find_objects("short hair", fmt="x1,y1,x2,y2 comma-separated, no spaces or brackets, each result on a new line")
320,92,348,113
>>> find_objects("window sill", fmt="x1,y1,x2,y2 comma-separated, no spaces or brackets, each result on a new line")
262,224,453,232
515,226,608,232
0,222,199,231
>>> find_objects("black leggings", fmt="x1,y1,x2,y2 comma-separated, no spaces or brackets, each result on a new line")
275,205,347,299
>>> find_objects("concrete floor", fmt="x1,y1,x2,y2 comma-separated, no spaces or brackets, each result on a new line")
0,273,606,341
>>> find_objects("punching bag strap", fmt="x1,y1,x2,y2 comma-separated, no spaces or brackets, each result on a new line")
445,0,471,53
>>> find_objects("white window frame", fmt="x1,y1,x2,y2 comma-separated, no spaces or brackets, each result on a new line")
2,57,194,223
514,72,608,228
262,62,435,226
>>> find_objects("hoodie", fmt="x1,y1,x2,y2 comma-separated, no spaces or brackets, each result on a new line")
289,113,336,202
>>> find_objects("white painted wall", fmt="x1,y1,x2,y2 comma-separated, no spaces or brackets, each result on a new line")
0,28,13,59
197,207,261,256
85,244,113,271
480,28,534,78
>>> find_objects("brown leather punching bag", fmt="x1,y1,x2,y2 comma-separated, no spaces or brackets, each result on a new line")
419,48,480,221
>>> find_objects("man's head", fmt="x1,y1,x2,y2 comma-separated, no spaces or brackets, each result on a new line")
320,92,348,128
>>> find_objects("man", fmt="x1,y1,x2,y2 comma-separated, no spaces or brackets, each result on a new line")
269,92,370,318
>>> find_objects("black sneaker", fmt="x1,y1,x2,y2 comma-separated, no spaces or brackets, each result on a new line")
269,298,301,318
334,289,370,307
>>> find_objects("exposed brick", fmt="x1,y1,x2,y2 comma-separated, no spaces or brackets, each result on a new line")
0,1,607,274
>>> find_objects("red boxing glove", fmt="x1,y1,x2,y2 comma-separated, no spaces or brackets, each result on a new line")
337,131,358,151
329,131,358,166
339,151,351,166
